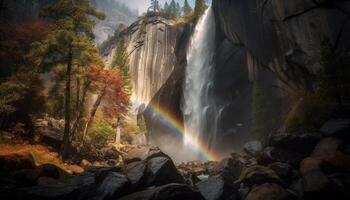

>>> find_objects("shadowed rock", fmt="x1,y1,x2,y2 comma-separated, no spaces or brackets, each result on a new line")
118,183,205,200
245,183,296,200
146,156,185,186
196,175,239,200
92,172,131,200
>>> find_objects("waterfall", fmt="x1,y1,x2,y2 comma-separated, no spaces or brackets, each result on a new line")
182,7,216,159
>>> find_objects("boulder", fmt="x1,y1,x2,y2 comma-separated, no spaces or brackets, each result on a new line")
37,163,61,179
196,175,239,200
93,167,121,185
213,158,244,181
146,156,184,186
320,119,350,140
92,172,131,200
299,157,323,175
259,147,305,166
311,138,350,171
243,141,263,157
237,165,282,187
124,161,147,189
231,153,258,167
36,118,64,149
118,183,205,200
268,162,293,183
10,169,40,185
125,146,169,164
302,170,328,192
245,183,296,200
0,153,35,172
269,134,319,154
37,177,65,187
16,185,80,200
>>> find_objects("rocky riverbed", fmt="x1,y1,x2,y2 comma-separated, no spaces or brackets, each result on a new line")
1,118,350,200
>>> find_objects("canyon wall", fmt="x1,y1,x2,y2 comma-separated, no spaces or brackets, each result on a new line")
209,0,350,152
106,15,185,107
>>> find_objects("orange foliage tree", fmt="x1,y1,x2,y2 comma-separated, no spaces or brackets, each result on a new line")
82,66,130,141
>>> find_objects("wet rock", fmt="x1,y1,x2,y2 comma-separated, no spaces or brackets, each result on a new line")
93,167,121,185
259,147,305,166
92,172,131,200
237,165,282,187
311,138,350,171
243,141,263,157
213,158,244,181
299,157,322,175
125,146,169,164
177,160,218,177
37,177,65,187
301,170,328,193
37,163,61,179
186,173,201,186
245,183,296,200
0,153,35,172
269,134,319,155
146,156,184,186
65,172,96,199
66,172,95,189
320,119,350,140
35,118,64,149
11,169,40,185
118,183,205,200
16,185,80,200
124,161,147,189
231,153,257,167
196,175,239,200
268,162,293,183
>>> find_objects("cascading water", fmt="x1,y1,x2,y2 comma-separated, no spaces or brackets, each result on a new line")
182,7,216,160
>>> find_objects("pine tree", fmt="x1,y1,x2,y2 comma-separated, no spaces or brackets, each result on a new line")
183,0,193,16
194,0,206,20
111,39,132,96
164,2,169,11
41,0,105,159
176,2,181,17
169,0,177,18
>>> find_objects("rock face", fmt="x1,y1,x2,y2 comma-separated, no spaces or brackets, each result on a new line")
106,14,185,106
209,0,350,152
213,0,350,90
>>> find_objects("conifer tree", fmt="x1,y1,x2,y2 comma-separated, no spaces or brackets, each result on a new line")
183,0,193,16
111,39,132,96
41,0,104,159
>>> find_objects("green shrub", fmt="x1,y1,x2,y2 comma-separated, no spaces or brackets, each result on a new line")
89,120,115,147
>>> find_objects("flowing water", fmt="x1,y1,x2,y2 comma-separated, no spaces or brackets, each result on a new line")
182,7,217,160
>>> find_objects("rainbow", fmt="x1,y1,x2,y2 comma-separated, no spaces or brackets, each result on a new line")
142,101,221,161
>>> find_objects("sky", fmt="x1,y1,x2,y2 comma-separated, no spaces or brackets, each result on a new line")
117,0,210,14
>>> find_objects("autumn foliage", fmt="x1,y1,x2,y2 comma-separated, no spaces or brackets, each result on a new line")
87,66,130,119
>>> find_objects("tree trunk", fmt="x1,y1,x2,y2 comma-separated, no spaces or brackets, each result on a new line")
70,80,90,141
82,86,107,143
76,78,80,111
61,45,73,160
